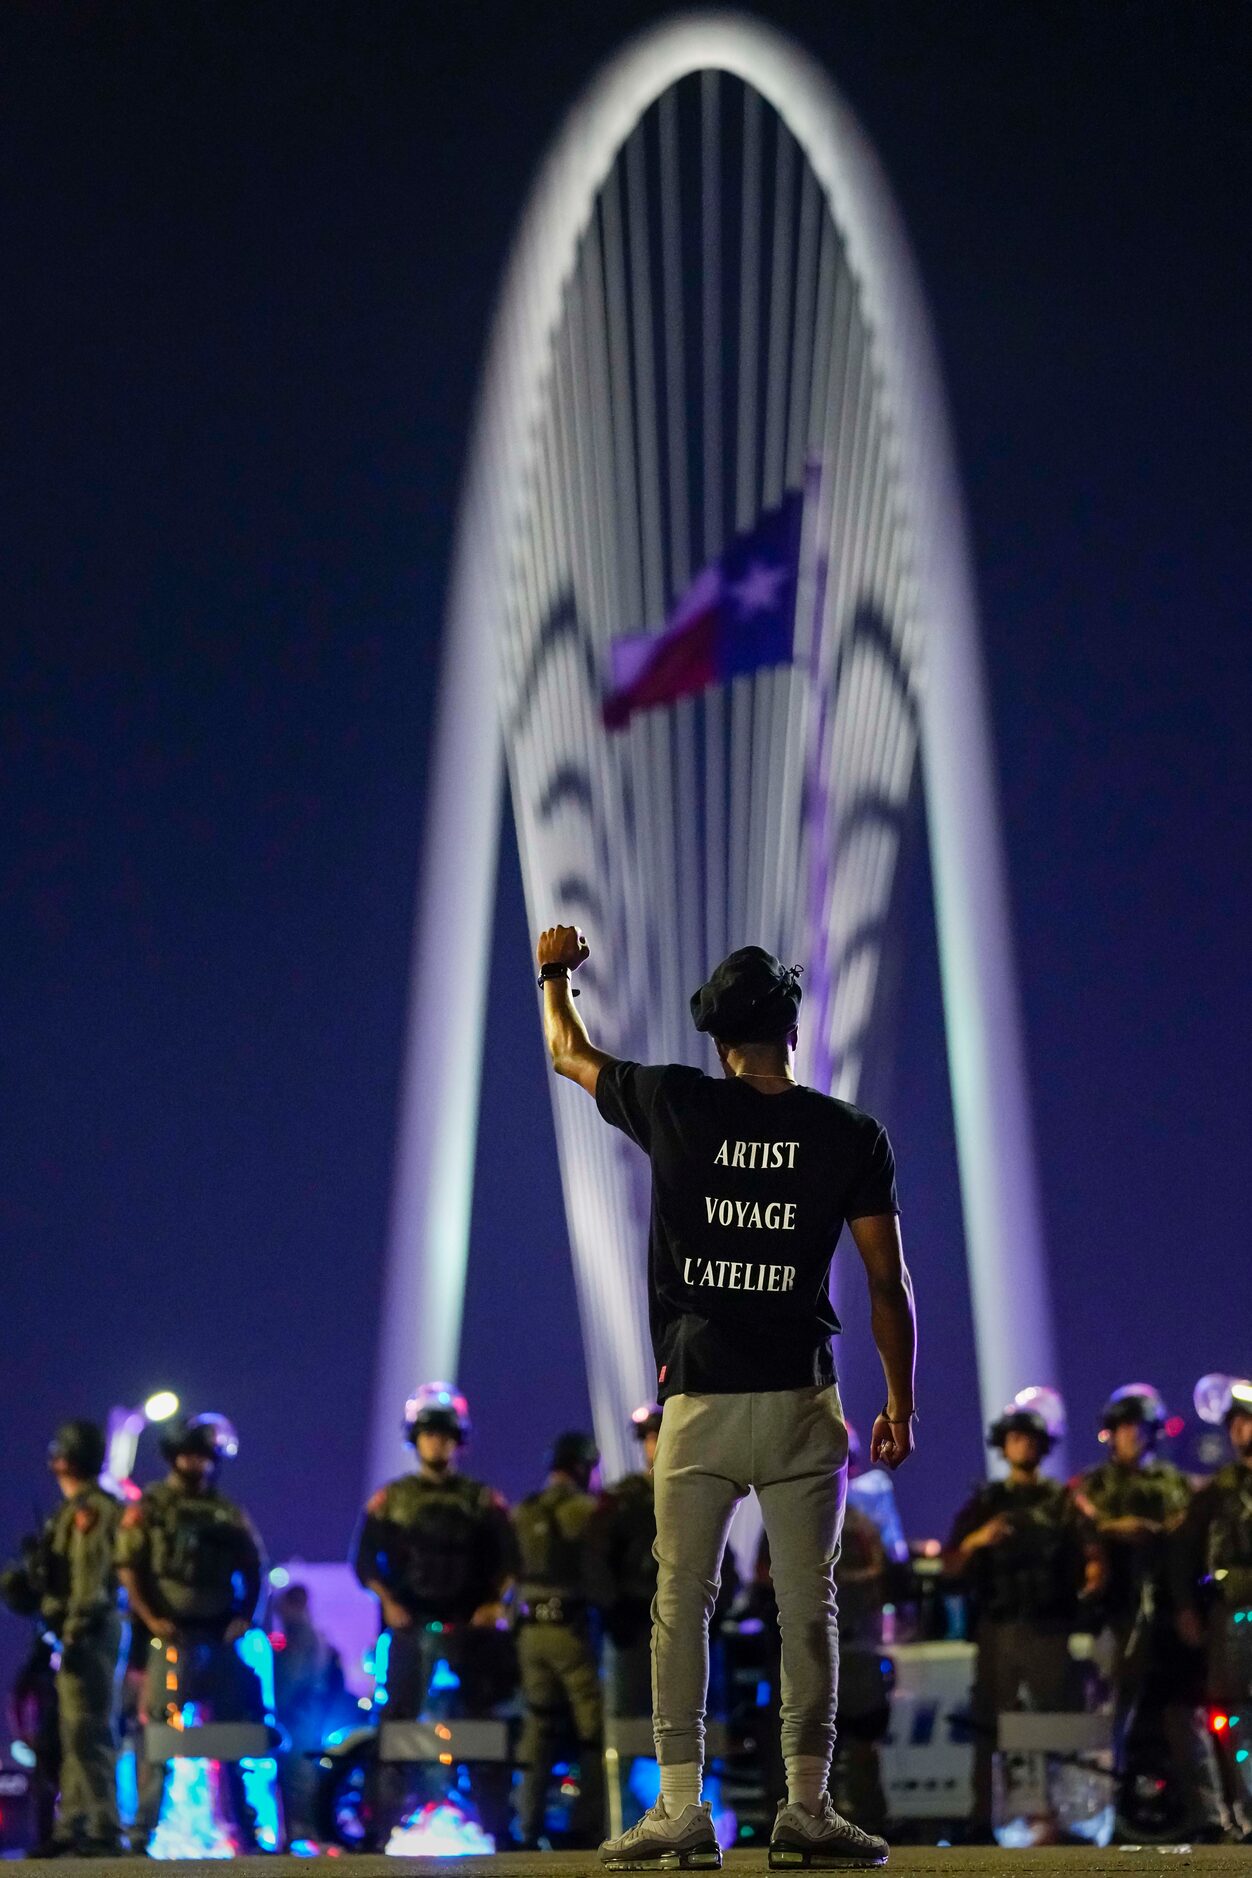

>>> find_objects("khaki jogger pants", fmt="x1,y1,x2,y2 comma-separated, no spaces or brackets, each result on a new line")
651,1385,849,1768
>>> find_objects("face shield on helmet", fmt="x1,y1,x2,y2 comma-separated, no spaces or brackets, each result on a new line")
1011,1385,1067,1444
403,1381,472,1446
987,1385,1064,1458
160,1412,240,1465
1194,1374,1252,1435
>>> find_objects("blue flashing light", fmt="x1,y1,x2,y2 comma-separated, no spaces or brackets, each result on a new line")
1236,1749,1249,1765
755,1680,771,1706
628,1757,662,1812
116,1742,139,1823
429,1657,461,1693
373,1629,391,1694
235,1624,277,1715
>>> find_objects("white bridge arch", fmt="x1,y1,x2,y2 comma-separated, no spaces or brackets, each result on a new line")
370,13,1057,1486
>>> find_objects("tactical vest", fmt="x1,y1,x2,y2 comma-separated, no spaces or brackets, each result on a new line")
1081,1459,1190,1619
1205,1465,1252,1606
145,1488,255,1619
516,1485,589,1599
379,1476,495,1615
608,1474,658,1608
962,1479,1083,1625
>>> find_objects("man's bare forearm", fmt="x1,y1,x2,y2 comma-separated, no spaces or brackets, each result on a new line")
869,1266,916,1416
535,924,614,1095
543,977,593,1073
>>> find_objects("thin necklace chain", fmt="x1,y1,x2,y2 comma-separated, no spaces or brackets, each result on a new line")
735,1070,795,1083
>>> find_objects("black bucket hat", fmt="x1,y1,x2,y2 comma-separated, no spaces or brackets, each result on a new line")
690,946,804,1044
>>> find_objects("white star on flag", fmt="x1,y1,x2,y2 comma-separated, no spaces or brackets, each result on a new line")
728,558,791,618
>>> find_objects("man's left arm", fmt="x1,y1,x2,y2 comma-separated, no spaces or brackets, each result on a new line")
849,1212,917,1472
536,925,617,1097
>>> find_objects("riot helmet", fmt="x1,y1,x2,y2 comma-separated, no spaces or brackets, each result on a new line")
1099,1383,1167,1442
990,1384,1066,1457
1227,1379,1252,1431
403,1381,471,1446
47,1419,107,1479
630,1403,663,1442
549,1431,600,1479
159,1411,240,1465
987,1407,1054,1455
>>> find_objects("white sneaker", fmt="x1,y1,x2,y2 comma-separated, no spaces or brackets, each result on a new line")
769,1797,889,1868
600,1799,722,1869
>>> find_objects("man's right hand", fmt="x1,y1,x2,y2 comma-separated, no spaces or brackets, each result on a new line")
869,1413,915,1471
1104,1514,1162,1541
963,1513,1012,1553
536,925,590,973
379,1593,414,1632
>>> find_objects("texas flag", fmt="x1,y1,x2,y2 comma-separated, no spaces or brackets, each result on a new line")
601,491,802,731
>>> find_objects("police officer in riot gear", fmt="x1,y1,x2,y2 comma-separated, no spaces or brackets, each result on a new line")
946,1399,1098,1838
1077,1383,1224,1839
353,1383,517,1849
1173,1377,1252,1840
116,1412,266,1853
587,1406,663,1724
514,1431,606,1850
6,1422,124,1856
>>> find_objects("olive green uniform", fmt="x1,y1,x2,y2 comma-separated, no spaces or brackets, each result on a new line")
514,1479,605,1845
41,1483,124,1850
1172,1461,1252,1828
116,1477,265,1848
586,1472,657,1719
353,1469,518,1847
948,1475,1090,1832
1081,1457,1222,1834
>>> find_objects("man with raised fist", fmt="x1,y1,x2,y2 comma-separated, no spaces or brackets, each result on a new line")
535,925,917,1872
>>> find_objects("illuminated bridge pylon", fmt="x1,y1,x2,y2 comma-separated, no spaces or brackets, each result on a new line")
371,15,1057,1487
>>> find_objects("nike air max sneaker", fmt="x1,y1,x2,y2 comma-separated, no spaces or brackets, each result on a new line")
769,1797,889,1868
600,1799,723,1869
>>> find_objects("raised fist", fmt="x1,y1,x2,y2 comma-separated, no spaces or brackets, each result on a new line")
537,925,590,972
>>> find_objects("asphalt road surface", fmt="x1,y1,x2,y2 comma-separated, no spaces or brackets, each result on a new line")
7,1850,1251,1877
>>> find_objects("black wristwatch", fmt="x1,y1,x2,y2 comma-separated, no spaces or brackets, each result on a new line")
537,963,580,997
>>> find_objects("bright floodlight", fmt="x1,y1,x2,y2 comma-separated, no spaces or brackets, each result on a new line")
144,1390,180,1423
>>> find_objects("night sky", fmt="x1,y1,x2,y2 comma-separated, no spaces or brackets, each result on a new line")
2,1,1250,1694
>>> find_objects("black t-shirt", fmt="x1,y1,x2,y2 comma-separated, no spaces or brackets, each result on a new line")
595,1062,898,1397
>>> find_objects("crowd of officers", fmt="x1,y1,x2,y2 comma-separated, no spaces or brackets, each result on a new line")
4,1376,1252,1855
